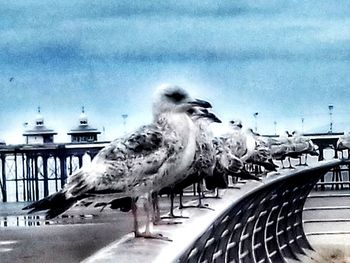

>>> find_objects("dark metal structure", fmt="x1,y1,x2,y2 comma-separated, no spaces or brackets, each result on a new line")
305,133,349,190
177,160,344,263
0,142,107,202
304,132,344,161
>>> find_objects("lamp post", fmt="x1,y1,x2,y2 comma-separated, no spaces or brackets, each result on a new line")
273,121,277,135
122,114,128,134
301,117,304,134
328,105,334,133
253,112,259,133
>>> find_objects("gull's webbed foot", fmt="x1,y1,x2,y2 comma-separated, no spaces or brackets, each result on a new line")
134,231,172,242
154,217,184,225
180,203,214,211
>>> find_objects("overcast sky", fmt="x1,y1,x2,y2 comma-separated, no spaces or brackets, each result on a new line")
1,0,350,144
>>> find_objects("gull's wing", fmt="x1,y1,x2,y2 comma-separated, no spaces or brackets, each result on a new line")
66,124,169,197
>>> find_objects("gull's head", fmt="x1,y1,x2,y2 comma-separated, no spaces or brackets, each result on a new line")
285,131,292,137
229,119,243,129
153,84,211,119
292,130,300,136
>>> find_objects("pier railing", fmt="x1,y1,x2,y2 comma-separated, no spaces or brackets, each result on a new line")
0,143,107,202
176,160,344,263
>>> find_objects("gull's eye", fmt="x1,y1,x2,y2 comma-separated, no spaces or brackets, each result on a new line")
165,91,186,102
187,108,195,115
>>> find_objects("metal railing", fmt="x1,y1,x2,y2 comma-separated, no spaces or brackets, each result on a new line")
176,160,344,263
0,142,107,202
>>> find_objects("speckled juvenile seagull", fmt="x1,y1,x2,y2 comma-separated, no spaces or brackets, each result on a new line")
23,84,211,240
157,108,221,218
337,132,350,159
182,109,221,208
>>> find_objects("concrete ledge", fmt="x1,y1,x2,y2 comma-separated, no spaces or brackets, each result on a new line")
81,180,263,263
82,160,341,263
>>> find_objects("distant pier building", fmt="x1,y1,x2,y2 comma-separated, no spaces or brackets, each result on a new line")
23,107,57,144
67,107,101,143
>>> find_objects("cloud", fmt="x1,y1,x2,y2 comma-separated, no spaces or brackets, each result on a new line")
1,0,350,143
1,1,350,69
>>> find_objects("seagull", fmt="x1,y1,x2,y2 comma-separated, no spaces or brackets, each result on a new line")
226,119,249,159
218,120,249,185
243,129,278,174
222,121,261,181
156,109,221,220
177,109,221,210
337,133,350,152
203,137,230,196
290,131,318,165
23,84,211,240
337,133,350,159
204,135,260,198
267,132,293,169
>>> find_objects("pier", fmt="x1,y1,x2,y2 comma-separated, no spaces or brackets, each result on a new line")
1,132,349,203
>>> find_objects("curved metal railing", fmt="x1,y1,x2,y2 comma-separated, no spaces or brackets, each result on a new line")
176,160,345,263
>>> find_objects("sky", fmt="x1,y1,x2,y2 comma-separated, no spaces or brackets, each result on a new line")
1,0,350,144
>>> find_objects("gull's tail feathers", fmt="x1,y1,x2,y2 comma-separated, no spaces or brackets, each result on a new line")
205,173,228,190
23,190,83,219
231,168,261,181
23,170,91,219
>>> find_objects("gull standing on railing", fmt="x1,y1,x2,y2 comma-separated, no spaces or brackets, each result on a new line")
240,128,278,175
290,131,319,165
267,132,293,169
337,132,350,158
157,108,221,219
23,84,211,241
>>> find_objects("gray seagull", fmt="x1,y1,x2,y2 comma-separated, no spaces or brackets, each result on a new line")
23,84,211,240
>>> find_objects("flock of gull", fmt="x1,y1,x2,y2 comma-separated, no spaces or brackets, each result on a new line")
23,84,321,241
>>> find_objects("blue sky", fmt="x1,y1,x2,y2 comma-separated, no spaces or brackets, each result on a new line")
1,1,350,143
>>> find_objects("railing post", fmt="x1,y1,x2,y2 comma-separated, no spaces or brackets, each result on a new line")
14,152,19,202
34,154,39,201
1,154,7,202
333,142,338,158
26,153,32,201
22,153,26,201
58,146,67,188
78,154,83,168
318,146,324,161
43,154,49,197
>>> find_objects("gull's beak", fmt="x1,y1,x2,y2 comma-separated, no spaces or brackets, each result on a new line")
189,99,212,108
200,112,222,123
